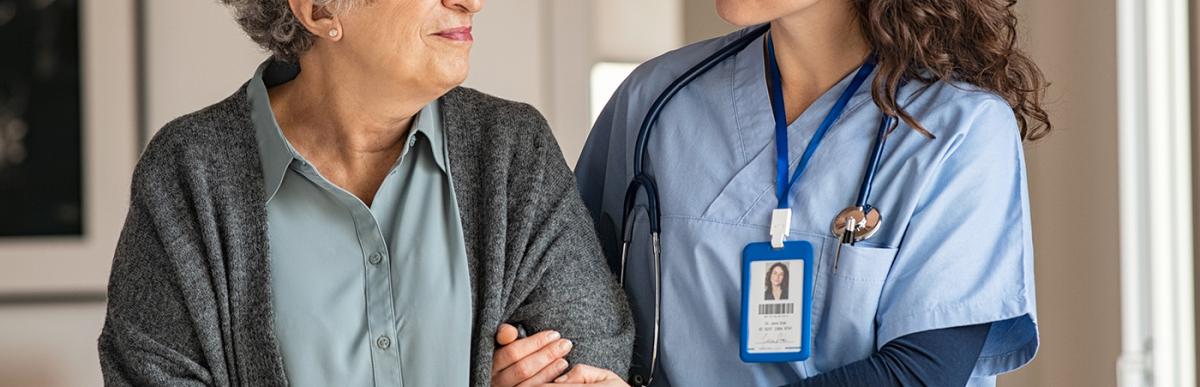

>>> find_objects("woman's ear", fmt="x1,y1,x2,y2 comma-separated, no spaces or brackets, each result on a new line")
287,0,343,41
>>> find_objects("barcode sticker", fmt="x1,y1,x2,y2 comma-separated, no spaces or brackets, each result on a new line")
758,303,795,315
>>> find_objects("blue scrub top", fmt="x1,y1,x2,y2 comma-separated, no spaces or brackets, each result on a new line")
576,27,1038,387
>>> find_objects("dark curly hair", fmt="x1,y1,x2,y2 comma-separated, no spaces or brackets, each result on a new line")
854,0,1051,140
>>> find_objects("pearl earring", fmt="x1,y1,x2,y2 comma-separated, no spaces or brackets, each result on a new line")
328,29,339,38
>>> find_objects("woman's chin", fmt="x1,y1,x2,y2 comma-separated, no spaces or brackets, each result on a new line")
430,62,470,90
409,68,468,95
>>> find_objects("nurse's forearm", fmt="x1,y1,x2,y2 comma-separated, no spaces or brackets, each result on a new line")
784,322,991,387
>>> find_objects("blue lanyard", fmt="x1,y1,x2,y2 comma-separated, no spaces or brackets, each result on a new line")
766,35,876,209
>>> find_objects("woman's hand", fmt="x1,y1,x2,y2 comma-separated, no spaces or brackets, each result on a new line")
492,324,574,387
547,364,629,387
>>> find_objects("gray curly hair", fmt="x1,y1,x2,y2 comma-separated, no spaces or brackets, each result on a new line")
219,0,361,61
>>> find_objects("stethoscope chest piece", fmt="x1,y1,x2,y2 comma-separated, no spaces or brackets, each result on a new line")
831,206,881,242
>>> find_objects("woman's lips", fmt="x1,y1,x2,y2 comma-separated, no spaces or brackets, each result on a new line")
435,26,473,42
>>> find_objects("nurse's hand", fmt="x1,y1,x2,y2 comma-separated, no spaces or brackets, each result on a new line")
492,324,573,387
546,365,629,387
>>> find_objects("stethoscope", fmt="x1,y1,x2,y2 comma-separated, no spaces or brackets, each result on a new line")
617,25,894,386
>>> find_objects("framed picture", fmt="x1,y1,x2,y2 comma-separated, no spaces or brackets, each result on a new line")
0,0,138,296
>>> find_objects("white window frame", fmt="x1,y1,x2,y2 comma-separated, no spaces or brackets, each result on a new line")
1117,0,1196,386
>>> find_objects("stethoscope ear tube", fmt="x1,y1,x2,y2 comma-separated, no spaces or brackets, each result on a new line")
632,24,772,176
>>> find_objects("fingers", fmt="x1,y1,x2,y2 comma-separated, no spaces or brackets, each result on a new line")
492,331,574,387
513,358,570,387
496,323,519,346
493,329,562,372
553,364,621,384
544,382,627,387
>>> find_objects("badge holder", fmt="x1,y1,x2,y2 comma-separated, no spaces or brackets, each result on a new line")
740,210,813,363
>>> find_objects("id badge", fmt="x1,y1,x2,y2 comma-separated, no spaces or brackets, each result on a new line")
740,240,813,362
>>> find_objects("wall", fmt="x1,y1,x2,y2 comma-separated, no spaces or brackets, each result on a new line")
142,1,266,133
1190,0,1200,374
0,303,106,387
999,1,1122,386
0,0,139,385
683,0,735,44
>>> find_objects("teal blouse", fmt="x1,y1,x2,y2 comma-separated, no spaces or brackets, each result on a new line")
249,60,471,387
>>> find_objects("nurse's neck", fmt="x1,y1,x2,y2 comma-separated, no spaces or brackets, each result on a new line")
769,2,871,124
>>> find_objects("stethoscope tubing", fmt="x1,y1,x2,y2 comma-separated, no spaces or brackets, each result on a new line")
856,115,892,209
634,24,771,175
627,25,772,235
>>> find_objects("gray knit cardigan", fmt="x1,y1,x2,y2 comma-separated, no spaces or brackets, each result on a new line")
97,85,633,386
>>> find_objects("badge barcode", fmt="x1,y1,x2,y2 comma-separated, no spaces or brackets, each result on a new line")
758,303,795,315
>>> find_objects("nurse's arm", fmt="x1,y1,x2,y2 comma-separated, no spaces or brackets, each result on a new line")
785,322,990,386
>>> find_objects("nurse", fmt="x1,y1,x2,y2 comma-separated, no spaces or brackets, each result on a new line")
557,0,1047,386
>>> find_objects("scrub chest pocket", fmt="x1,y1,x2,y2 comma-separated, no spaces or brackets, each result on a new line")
618,216,899,380
808,236,897,374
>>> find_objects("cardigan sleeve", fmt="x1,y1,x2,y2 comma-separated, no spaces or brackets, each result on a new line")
503,106,636,379
98,141,227,387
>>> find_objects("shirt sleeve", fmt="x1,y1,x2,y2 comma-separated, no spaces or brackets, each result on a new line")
575,82,632,272
787,323,991,387
875,98,1039,377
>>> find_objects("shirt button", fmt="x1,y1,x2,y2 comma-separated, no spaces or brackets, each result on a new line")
376,336,392,349
368,252,383,265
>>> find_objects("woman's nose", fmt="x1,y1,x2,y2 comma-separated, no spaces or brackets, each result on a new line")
444,0,483,14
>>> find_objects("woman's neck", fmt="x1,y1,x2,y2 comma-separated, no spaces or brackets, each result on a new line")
269,55,433,160
769,1,870,123
265,52,443,205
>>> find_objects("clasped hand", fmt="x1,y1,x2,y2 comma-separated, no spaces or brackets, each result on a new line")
491,324,629,387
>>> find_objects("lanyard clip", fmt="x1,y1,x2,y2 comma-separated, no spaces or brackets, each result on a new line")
770,208,791,249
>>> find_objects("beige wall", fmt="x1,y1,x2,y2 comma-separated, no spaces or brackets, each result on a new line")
683,0,735,44
143,1,266,133
1192,0,1200,377
1006,0,1122,386
0,303,106,386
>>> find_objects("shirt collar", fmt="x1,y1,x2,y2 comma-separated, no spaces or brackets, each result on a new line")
249,60,298,203
412,98,450,173
248,59,450,203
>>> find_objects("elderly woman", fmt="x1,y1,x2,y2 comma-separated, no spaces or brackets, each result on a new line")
97,0,631,386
